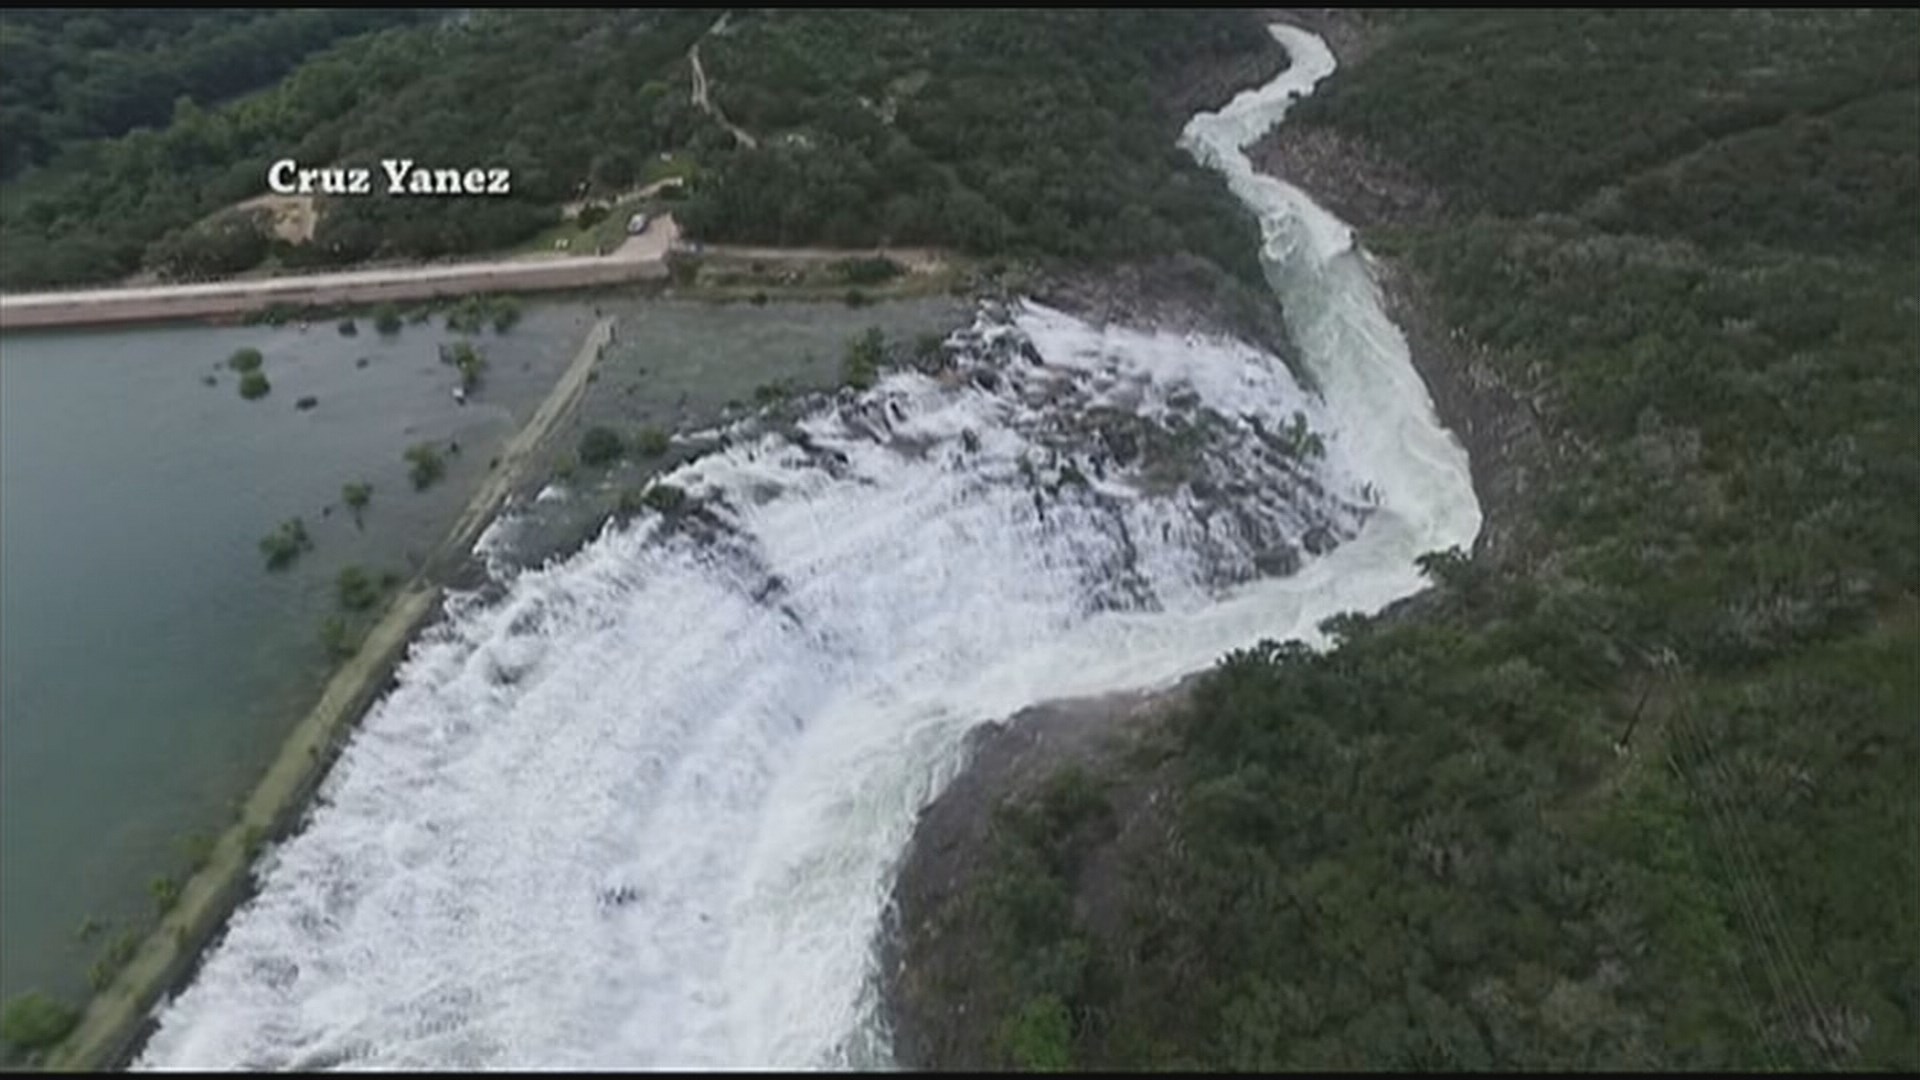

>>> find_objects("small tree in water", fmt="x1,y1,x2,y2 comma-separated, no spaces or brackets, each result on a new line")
842,328,885,390
341,482,372,528
1,992,78,1054
405,443,446,490
259,517,313,570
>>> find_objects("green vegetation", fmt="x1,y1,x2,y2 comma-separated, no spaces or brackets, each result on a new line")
833,256,904,286
225,347,263,373
335,565,381,612
1,11,1274,290
0,11,712,287
86,931,139,993
147,875,178,915
177,830,217,873
341,481,372,527
337,317,357,336
257,516,312,571
237,370,270,400
634,427,671,458
319,616,357,661
0,10,432,180
491,296,521,332
404,442,446,490
0,992,78,1054
842,327,885,391
579,426,626,468
926,9,1920,1072
641,483,686,514
372,304,403,335
443,339,488,391
688,11,1277,284
442,294,522,335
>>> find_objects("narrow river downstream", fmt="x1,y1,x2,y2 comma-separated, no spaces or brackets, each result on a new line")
134,23,1479,1070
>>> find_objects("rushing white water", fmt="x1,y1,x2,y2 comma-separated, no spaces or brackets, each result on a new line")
137,22,1477,1072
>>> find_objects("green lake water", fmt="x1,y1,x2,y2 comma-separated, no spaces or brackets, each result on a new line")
0,308,594,1008
0,294,970,1014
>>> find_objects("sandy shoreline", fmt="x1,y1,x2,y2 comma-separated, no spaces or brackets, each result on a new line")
39,317,613,1073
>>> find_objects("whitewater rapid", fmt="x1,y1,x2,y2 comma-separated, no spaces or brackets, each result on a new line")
136,22,1477,1071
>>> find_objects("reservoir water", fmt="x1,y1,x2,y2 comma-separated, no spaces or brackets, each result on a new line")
0,309,592,1008
0,293,967,1022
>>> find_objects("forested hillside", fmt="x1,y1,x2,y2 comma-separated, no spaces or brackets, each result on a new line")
0,10,435,179
688,10,1276,284
0,10,1276,291
911,9,1920,1070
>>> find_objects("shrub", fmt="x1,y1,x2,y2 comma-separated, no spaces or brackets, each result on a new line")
0,993,78,1053
226,347,263,373
579,425,626,467
844,287,869,308
259,517,313,571
833,255,904,285
491,297,522,332
149,875,180,914
238,370,270,400
1000,994,1073,1070
405,443,446,490
336,565,380,612
634,426,671,458
642,483,687,513
319,617,355,660
842,327,885,390
337,318,358,336
342,481,372,526
373,304,403,335
448,340,487,390
178,831,217,872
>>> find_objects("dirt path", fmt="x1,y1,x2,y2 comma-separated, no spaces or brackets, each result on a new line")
40,317,614,1073
689,41,758,150
0,225,675,331
436,317,613,564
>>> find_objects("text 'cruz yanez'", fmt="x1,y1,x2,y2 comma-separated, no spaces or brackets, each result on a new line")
266,158,512,197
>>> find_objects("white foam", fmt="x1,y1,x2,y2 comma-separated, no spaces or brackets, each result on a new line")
136,22,1478,1071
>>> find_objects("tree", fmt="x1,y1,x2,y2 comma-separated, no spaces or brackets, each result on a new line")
226,347,263,373
404,442,446,490
579,425,625,467
448,340,488,391
336,565,380,611
258,517,312,570
1,992,78,1054
635,426,671,457
237,370,271,400
843,327,885,390
341,481,371,528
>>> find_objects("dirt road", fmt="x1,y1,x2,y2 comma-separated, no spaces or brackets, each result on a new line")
689,43,758,150
0,220,678,331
